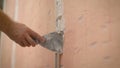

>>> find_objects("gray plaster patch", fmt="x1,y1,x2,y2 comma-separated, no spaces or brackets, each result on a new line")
34,32,63,53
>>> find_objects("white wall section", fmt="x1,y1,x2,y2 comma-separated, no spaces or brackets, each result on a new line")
11,0,19,68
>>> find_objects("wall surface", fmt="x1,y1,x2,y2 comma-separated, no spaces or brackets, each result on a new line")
62,0,120,68
1,0,120,68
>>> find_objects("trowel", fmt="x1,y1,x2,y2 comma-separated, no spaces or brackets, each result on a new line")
34,31,63,53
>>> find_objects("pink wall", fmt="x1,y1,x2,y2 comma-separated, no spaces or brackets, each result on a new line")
63,0,120,68
1,0,120,68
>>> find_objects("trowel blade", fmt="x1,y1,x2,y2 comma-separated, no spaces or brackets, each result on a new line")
35,32,63,53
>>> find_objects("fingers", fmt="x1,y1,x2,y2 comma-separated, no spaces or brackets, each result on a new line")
9,23,44,47
22,40,30,47
28,30,46,43
25,38,31,47
19,41,26,47
18,34,37,47
25,34,36,47
15,26,45,47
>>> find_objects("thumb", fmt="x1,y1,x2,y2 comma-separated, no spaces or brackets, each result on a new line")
29,30,46,43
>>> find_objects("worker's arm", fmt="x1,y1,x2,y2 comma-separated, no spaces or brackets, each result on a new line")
0,10,45,47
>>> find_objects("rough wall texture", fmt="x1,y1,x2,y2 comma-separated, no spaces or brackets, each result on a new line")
62,0,120,68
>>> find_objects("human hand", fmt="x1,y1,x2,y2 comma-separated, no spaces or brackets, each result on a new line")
4,22,45,47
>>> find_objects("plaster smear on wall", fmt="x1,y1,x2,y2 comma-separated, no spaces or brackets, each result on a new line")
55,0,65,68
56,0,65,32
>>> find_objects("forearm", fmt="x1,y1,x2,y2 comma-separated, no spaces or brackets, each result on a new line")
0,10,14,33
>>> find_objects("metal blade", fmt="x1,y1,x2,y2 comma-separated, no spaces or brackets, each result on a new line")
35,31,63,53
